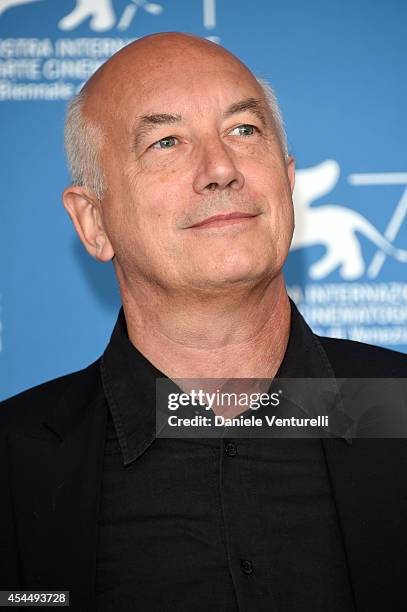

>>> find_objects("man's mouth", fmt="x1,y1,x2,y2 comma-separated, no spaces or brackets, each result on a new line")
189,212,259,229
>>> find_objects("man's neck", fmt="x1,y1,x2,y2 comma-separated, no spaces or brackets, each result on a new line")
118,273,291,380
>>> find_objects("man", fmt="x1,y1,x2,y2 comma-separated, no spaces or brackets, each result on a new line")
1,32,406,612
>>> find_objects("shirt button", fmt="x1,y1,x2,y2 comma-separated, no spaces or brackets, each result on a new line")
225,442,237,457
240,559,254,575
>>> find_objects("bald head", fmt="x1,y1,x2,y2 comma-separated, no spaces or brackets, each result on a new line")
64,32,288,198
83,33,257,121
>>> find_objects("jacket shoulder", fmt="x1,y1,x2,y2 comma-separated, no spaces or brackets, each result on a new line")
318,335,407,377
0,359,102,431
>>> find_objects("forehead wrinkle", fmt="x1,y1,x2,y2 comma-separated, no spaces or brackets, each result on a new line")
129,94,271,152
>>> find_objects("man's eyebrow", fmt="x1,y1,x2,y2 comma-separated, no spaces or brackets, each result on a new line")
131,113,181,150
223,98,268,126
131,98,268,150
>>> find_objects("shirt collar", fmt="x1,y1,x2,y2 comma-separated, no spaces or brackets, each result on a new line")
100,298,350,466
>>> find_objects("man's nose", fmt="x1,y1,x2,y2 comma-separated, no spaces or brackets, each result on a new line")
193,137,245,193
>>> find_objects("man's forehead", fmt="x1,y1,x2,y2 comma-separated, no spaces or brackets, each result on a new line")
116,69,264,134
83,35,260,126
138,66,258,101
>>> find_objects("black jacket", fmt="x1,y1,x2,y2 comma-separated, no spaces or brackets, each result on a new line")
1,306,406,611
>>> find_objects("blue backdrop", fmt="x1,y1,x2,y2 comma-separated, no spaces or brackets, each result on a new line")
1,0,406,400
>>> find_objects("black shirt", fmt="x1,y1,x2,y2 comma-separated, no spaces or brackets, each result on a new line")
95,300,355,611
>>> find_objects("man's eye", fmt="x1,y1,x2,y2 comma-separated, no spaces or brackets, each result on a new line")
229,124,259,136
151,136,178,150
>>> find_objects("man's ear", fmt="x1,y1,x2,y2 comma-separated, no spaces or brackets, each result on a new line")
62,186,114,262
286,155,295,194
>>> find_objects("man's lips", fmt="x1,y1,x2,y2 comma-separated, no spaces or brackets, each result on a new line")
188,212,259,229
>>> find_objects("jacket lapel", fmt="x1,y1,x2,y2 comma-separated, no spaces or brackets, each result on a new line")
290,304,407,610
322,436,407,611
9,367,107,611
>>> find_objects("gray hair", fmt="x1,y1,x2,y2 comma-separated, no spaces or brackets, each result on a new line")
64,89,106,200
64,77,288,199
255,77,289,159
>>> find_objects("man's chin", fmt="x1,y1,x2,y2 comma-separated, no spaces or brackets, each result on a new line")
184,266,275,294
